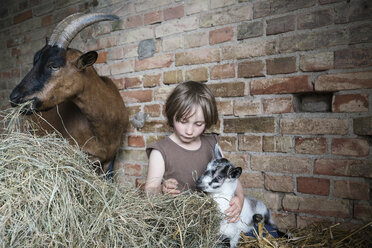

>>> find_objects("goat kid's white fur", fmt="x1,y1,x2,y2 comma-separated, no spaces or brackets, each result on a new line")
196,144,274,248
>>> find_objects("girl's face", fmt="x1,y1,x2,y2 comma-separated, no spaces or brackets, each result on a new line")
173,105,206,144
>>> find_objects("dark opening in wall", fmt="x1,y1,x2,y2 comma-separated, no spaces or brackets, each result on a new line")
294,93,333,113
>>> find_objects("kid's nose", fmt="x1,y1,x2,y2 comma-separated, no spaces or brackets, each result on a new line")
185,124,193,135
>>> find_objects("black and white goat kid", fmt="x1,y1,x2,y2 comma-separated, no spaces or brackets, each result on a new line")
196,144,275,248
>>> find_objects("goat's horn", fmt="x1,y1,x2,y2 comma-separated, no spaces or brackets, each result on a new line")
49,13,119,49
48,13,84,46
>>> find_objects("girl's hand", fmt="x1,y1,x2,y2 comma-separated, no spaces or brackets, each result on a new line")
225,196,243,223
162,178,181,195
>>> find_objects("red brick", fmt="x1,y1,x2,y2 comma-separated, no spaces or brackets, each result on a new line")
164,5,184,21
144,10,162,25
314,159,372,178
234,100,261,116
271,212,296,230
315,71,372,92
126,15,143,28
97,36,118,49
335,48,372,69
251,75,312,95
96,51,108,64
41,15,52,27
216,100,233,116
121,90,153,104
251,155,311,174
209,82,246,97
297,9,332,30
224,153,248,169
266,56,296,75
300,52,334,72
283,195,350,218
297,177,330,196
354,204,372,221
240,172,264,188
110,60,134,75
128,135,145,147
297,216,330,229
238,60,265,78
295,137,327,154
124,77,142,89
210,63,235,79
185,67,208,82
176,48,220,66
200,5,251,27
238,135,262,152
13,10,32,24
265,174,294,192
163,70,183,84
224,117,275,133
135,54,173,71
280,118,348,135
266,15,296,35
263,97,294,114
263,136,293,153
354,116,372,136
124,163,142,176
334,180,370,200
112,78,125,90
222,40,277,60
209,27,234,45
141,120,170,133
332,94,368,113
253,0,316,18
331,138,369,157
143,74,161,87
144,104,162,117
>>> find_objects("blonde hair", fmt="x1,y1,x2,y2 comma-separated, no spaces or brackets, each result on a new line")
165,81,218,129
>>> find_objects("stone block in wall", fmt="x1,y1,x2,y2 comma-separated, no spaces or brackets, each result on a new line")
297,177,330,196
211,0,234,9
332,94,368,113
185,67,208,82
283,195,350,218
335,48,372,69
266,56,296,75
315,71,372,92
251,155,311,174
314,158,372,178
162,35,183,52
200,5,251,28
331,138,369,157
295,137,328,155
184,31,208,48
264,174,294,193
238,60,265,78
222,40,277,60
263,97,294,114
263,136,293,153
333,180,370,200
280,118,349,135
224,117,275,133
335,0,372,24
266,15,295,35
300,52,334,72
237,21,263,40
185,0,208,15
253,0,316,18
126,15,143,29
354,116,372,135
251,75,312,95
350,23,372,44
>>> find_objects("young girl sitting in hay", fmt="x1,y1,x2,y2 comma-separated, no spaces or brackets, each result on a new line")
145,81,244,224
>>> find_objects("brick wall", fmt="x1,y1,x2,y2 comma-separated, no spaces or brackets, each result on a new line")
0,0,371,229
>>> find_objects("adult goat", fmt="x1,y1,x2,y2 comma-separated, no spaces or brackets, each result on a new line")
9,13,129,175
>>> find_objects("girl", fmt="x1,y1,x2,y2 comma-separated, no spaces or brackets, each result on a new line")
145,81,244,223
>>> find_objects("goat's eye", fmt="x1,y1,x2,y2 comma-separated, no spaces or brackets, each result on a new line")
216,175,223,180
48,64,60,71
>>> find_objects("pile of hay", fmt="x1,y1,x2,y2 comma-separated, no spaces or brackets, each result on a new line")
240,221,372,248
0,106,221,247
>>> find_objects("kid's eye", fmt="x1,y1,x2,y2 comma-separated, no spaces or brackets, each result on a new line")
195,122,204,126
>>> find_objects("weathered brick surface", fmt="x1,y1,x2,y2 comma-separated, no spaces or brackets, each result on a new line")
263,97,294,114
210,63,235,79
219,136,237,152
251,75,312,95
240,172,264,188
354,116,372,135
185,67,208,82
295,137,327,154
234,100,261,116
251,155,312,174
315,71,372,91
297,177,330,196
253,0,316,18
334,180,370,200
335,48,372,69
222,40,277,60
176,48,220,66
238,135,262,152
300,52,334,72
283,195,350,218
280,118,349,135
164,5,184,21
297,9,333,30
266,56,296,75
200,5,251,27
224,117,275,133
263,136,293,153
331,138,369,157
155,16,198,37
315,159,372,178
237,21,263,40
209,81,246,97
332,94,368,113
238,60,265,78
135,54,173,71
266,15,295,35
354,204,372,221
265,174,294,192
210,27,234,45
184,31,208,48
121,89,153,104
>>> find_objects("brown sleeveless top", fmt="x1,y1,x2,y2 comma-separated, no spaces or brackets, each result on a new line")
146,134,218,192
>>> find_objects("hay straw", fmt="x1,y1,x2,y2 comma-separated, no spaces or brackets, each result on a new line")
0,105,222,247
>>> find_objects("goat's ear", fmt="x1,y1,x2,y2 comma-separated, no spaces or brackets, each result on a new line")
75,51,98,70
228,167,242,179
213,144,223,159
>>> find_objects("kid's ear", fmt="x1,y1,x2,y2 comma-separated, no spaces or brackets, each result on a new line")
228,167,242,179
75,51,98,71
213,144,223,159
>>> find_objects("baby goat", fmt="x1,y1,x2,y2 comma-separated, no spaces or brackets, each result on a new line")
196,144,275,248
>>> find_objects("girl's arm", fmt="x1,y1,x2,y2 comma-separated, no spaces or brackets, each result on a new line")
145,149,165,194
226,179,244,223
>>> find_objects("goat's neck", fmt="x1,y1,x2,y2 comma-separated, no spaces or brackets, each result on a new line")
211,180,237,201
